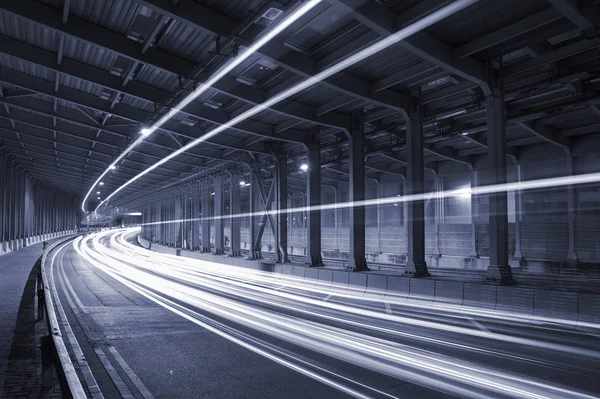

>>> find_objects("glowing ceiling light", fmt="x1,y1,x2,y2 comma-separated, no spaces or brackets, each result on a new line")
80,0,322,214
97,197,101,200
300,163,309,171
95,0,479,212
240,181,246,186
99,182,104,186
110,165,117,170
96,191,100,194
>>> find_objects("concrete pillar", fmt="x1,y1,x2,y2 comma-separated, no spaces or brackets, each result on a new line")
305,135,323,266
276,152,289,263
174,196,183,248
432,176,442,257
201,188,211,252
156,201,163,243
404,93,428,277
333,185,339,251
192,194,201,250
349,112,368,271
0,152,5,244
485,70,515,284
513,164,523,259
565,151,577,262
229,176,241,257
214,177,224,254
470,170,479,257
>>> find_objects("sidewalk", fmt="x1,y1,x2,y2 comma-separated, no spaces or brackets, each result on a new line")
0,241,61,398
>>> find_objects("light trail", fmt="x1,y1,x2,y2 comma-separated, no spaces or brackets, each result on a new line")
67,228,600,399
80,0,323,213
94,0,480,212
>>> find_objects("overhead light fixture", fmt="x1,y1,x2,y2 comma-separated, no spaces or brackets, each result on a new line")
95,0,478,212
126,212,142,216
97,196,101,200
240,180,246,186
99,182,104,186
81,0,322,214
96,191,100,194
261,4,284,20
300,163,309,171
211,192,215,196
110,165,117,170
461,132,469,136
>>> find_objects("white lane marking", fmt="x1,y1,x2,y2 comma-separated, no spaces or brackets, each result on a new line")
94,347,135,399
274,285,287,291
108,346,155,399
468,317,490,333
385,302,393,315
51,242,104,399
323,294,333,301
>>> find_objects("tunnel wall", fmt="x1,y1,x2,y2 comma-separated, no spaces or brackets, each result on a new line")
0,152,79,254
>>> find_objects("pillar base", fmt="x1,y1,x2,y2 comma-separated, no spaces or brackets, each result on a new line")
306,255,324,267
405,261,429,278
201,246,211,253
484,264,517,285
228,250,242,257
247,250,262,260
213,248,225,255
277,253,290,264
350,257,369,271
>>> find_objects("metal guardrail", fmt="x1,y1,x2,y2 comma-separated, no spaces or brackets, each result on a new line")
38,235,87,399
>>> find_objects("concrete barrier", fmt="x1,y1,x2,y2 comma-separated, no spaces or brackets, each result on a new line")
407,279,435,302
434,281,464,305
318,269,333,287
463,283,496,309
332,270,349,290
365,274,387,297
577,293,600,331
386,276,409,300
292,265,306,279
347,272,367,294
496,286,534,317
281,264,294,276
533,289,578,324
304,267,319,281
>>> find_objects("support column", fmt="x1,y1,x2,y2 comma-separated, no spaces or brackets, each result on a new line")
404,93,428,277
248,165,262,259
349,112,368,271
201,188,211,252
0,152,5,244
432,176,442,257
513,164,523,259
565,151,577,262
276,152,288,263
192,193,201,250
229,175,241,257
470,170,479,257
485,69,515,284
174,196,183,248
305,135,323,266
156,201,162,243
214,177,224,254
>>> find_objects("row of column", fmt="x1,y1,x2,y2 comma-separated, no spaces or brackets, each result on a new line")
0,151,79,243
139,69,513,283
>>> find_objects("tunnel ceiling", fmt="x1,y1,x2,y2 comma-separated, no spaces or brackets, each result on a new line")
0,0,599,205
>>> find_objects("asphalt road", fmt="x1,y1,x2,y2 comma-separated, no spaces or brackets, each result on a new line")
49,228,600,399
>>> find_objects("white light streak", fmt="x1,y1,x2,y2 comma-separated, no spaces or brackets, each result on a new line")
94,0,480,212
80,0,322,214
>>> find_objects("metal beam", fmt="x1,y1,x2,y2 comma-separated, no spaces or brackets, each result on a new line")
547,0,596,30
331,0,490,95
518,121,570,149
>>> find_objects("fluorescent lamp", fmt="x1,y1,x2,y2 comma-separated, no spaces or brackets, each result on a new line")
96,191,100,194
110,165,117,170
240,180,246,186
126,212,142,216
99,182,104,186
79,0,322,214
97,197,101,200
95,0,478,212
211,192,215,196
300,163,309,171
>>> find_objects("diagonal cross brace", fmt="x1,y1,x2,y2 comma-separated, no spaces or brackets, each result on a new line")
252,172,277,251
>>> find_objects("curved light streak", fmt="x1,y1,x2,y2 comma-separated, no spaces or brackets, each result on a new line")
80,0,323,213
95,0,480,212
